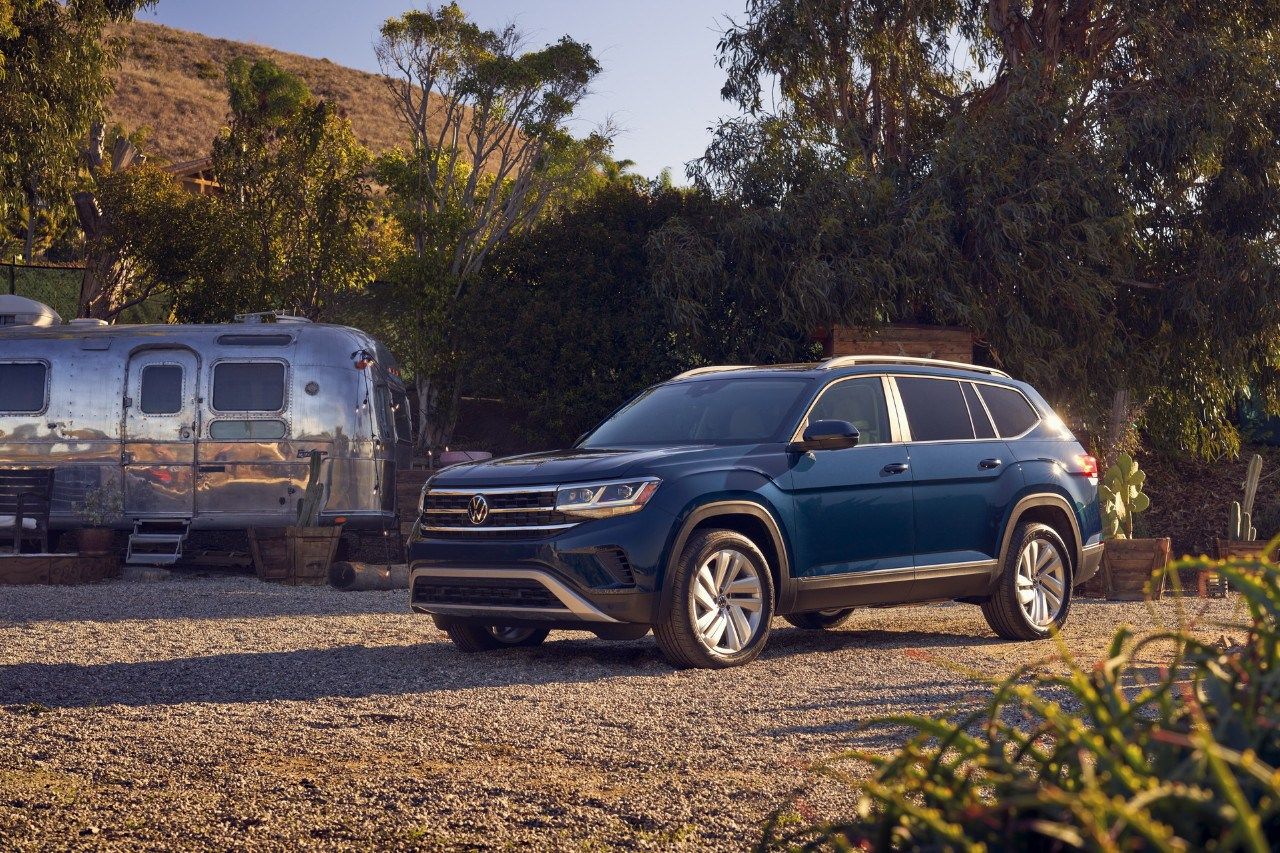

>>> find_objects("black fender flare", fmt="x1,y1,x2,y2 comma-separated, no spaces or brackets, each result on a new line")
996,493,1083,583
659,500,796,621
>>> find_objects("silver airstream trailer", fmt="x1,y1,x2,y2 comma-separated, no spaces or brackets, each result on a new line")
0,302,411,559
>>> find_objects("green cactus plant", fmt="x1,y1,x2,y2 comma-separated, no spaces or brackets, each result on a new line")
1100,452,1150,540
295,450,325,527
1227,454,1262,541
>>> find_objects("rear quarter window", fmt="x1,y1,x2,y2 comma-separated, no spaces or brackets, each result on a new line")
978,384,1040,437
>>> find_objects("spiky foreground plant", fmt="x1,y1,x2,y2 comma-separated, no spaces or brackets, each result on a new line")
762,555,1279,852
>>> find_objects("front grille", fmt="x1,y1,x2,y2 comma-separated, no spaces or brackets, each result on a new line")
421,487,576,536
412,575,561,609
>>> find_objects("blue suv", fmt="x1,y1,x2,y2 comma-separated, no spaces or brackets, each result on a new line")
408,356,1103,668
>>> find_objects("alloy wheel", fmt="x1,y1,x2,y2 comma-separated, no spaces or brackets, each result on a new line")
691,548,764,654
489,625,539,644
1015,538,1067,628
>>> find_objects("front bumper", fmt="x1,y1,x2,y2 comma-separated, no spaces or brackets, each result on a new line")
407,510,671,626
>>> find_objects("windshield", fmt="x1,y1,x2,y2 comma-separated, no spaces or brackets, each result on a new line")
582,377,813,447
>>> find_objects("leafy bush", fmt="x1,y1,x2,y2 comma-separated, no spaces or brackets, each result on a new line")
763,556,1279,851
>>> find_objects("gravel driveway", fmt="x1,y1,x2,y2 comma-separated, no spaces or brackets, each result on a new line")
0,576,1246,850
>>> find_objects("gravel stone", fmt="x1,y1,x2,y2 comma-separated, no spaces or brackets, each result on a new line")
0,576,1247,849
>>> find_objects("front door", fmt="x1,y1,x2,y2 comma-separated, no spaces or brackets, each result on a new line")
122,349,199,519
783,376,916,608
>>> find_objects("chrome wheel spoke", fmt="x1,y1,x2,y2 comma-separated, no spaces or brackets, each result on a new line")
692,547,765,655
1017,538,1067,628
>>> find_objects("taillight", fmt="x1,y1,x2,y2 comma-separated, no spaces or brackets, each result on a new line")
1075,454,1098,478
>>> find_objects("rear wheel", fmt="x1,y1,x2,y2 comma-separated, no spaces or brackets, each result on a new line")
982,522,1071,640
434,616,550,652
784,608,856,630
654,529,775,669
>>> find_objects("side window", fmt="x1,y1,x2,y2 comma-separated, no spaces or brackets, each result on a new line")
212,362,286,412
0,362,47,412
978,384,1040,437
962,382,996,439
209,419,287,440
896,377,976,442
391,387,412,443
140,364,183,415
374,385,394,442
807,377,891,444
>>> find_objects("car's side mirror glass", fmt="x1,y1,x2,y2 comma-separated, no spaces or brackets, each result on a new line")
790,419,860,452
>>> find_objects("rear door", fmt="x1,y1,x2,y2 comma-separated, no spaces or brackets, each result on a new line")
784,375,916,607
893,375,1024,595
122,349,198,519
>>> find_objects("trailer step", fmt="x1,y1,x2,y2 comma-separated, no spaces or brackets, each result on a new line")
126,519,190,565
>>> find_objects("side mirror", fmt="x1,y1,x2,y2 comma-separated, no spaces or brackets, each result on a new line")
789,419,860,452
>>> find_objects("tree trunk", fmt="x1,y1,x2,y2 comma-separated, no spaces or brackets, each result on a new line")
1105,387,1132,462
22,191,35,263
414,371,464,455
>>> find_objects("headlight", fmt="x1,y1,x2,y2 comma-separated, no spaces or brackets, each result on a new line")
555,478,660,519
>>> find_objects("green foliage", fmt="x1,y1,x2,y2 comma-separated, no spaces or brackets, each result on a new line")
657,0,1280,458
74,483,122,528
763,555,1280,850
374,3,606,449
0,0,153,260
460,183,708,449
1099,452,1150,539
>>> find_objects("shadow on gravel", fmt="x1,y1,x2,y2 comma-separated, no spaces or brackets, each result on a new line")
0,625,1010,710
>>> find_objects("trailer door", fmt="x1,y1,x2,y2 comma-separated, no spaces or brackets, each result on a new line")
122,349,199,519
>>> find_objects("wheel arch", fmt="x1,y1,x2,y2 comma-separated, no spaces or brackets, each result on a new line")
997,493,1083,580
660,500,795,620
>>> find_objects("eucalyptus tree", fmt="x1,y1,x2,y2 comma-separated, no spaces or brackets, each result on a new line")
374,2,608,451
654,0,1280,457
0,0,152,262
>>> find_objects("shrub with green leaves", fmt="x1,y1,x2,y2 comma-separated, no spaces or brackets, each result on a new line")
763,555,1279,851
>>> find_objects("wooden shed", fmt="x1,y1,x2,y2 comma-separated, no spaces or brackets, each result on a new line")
817,324,975,362
165,156,221,196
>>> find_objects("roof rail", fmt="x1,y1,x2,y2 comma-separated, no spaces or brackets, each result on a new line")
671,365,756,380
819,355,1010,378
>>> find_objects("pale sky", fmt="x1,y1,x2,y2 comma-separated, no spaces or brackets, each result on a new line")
142,0,745,181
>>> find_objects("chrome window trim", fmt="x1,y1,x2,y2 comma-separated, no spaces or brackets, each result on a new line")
208,357,290,415
887,375,1043,444
0,358,50,416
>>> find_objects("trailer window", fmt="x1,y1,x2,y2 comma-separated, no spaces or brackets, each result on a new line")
0,362,47,412
391,388,412,443
209,419,287,440
213,362,286,412
374,385,394,442
140,364,183,414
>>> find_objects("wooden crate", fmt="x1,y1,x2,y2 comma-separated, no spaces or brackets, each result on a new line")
1100,538,1171,601
822,324,975,362
249,526,342,586
0,554,119,585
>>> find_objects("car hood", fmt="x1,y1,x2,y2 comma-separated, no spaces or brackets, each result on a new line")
428,445,731,487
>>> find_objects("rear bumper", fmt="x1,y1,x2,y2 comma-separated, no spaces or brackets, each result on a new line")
1077,542,1104,586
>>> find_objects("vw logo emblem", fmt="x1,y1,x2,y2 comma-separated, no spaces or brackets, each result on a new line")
467,494,489,525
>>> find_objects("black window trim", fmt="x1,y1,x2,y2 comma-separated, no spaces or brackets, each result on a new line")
209,358,290,415
0,359,50,416
888,374,1041,444
790,374,902,446
137,361,186,417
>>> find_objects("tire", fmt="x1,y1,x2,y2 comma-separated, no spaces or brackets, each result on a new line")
982,522,1072,641
784,608,856,630
654,529,775,669
435,616,550,653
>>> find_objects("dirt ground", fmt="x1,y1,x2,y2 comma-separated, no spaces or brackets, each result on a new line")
0,576,1248,850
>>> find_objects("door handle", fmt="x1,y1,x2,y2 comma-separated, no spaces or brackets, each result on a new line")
881,462,910,476
979,458,1002,469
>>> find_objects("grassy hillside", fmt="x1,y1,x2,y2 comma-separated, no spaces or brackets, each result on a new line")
108,20,417,164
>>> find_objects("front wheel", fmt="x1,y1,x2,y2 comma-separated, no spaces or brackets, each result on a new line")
434,616,550,653
981,522,1072,640
654,529,775,669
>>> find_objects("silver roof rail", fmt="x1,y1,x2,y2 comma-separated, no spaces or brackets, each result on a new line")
671,365,756,380
819,355,1010,378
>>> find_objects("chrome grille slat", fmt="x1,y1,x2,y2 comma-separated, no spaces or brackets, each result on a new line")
421,485,577,537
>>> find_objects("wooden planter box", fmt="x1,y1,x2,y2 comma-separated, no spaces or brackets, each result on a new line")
1099,538,1172,601
0,554,119,586
249,526,343,586
1204,539,1277,598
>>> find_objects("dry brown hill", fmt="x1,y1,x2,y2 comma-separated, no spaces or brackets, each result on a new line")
109,20,413,164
